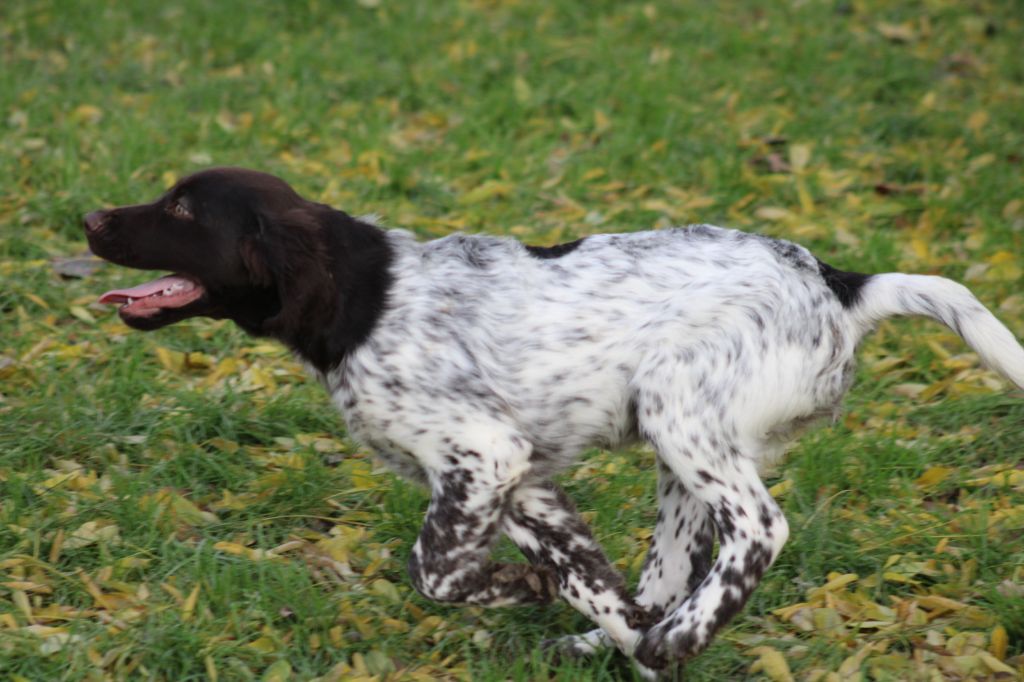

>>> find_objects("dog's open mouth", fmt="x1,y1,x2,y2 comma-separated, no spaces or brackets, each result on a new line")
98,274,205,318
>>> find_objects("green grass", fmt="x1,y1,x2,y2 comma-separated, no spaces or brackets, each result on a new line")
2,0,1023,680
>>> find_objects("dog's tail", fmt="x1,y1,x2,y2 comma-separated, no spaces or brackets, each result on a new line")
851,272,1024,389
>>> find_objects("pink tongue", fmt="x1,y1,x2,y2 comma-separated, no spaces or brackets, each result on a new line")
99,275,192,304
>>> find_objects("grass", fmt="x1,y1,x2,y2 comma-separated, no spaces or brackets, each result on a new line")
2,0,1023,679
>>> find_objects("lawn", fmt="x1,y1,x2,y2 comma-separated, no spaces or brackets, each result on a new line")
1,0,1023,680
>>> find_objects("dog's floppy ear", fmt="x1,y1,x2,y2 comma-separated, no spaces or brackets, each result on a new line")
239,205,335,334
240,231,274,288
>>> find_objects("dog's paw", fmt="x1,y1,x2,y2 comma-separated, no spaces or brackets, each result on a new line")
542,631,666,680
633,620,671,671
635,616,707,671
540,628,610,662
631,659,665,681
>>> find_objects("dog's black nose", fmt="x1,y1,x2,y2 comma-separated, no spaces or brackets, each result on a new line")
84,210,109,235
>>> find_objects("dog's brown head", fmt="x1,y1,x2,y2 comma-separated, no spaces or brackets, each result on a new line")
84,167,392,370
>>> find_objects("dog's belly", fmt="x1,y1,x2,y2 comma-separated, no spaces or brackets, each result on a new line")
331,351,639,482
516,380,639,473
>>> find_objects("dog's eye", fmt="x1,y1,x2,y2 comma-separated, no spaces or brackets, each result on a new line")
168,201,193,220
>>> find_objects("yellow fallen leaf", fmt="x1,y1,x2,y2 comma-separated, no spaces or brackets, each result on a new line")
1,581,53,594
71,104,104,124
205,655,219,682
883,571,921,585
186,351,213,369
772,602,813,621
966,469,1024,488
988,623,1008,659
513,76,531,104
34,471,77,494
23,625,68,637
154,347,186,373
813,607,845,636
168,493,221,526
985,250,1023,282
213,541,251,556
977,650,1016,674
821,573,859,592
246,635,278,654
261,659,292,682
748,646,795,682
370,578,401,603
914,466,954,488
876,22,916,42
63,521,121,550
244,343,285,356
789,144,811,173
891,383,927,399
25,293,50,309
12,590,32,621
68,305,96,324
968,152,996,173
1004,199,1023,220
837,644,874,678
682,194,716,211
382,617,410,634
207,437,239,454
78,571,119,610
181,584,200,621
966,110,989,133
241,365,276,392
458,180,514,205
39,632,81,654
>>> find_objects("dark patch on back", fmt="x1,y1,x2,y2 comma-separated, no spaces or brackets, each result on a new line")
769,241,809,268
447,234,494,268
525,237,586,259
817,259,872,309
754,234,813,271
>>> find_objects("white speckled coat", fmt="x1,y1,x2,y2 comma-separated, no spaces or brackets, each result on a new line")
320,224,1024,673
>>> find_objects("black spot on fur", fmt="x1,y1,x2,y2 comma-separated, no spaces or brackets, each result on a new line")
817,259,871,309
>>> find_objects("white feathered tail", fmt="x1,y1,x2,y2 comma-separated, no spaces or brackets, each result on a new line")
852,273,1024,390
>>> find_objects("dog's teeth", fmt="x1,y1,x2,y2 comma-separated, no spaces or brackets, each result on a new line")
127,297,134,304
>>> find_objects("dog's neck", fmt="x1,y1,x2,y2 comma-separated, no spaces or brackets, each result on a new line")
248,209,394,373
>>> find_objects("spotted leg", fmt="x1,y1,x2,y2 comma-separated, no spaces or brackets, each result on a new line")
407,437,560,607
501,481,659,657
635,460,716,614
543,460,716,666
634,450,788,668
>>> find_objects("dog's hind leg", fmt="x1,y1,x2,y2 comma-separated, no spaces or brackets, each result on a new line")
626,341,797,669
633,438,788,669
634,459,716,615
531,460,715,675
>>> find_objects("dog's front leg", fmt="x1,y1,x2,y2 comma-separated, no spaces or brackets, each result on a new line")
502,482,658,658
407,460,559,607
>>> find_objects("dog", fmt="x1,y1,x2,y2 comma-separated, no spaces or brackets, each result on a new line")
83,167,1024,674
